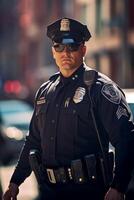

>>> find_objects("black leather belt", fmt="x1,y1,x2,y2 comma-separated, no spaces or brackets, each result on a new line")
46,156,98,184
46,167,72,184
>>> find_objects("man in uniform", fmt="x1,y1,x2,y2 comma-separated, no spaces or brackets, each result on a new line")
3,18,134,200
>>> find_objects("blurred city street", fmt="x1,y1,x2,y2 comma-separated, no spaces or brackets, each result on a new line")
0,0,134,199
0,165,38,200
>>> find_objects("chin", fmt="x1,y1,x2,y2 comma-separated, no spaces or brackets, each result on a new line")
62,64,72,69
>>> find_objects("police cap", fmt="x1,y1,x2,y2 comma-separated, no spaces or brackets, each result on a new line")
47,18,91,44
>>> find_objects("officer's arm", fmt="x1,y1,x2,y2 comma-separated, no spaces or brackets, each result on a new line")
95,82,134,193
3,183,19,200
7,87,43,187
10,110,41,185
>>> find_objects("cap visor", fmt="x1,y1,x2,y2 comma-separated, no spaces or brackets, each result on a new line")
61,38,75,44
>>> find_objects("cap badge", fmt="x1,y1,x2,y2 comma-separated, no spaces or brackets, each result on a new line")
60,18,70,31
73,87,86,104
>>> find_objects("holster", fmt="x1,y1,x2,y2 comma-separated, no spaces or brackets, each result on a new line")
99,151,114,187
29,149,43,185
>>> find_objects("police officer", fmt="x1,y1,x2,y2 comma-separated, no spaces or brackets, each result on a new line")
3,18,134,200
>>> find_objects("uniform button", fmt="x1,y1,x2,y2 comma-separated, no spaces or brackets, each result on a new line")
56,104,59,108
50,136,54,140
73,110,76,114
72,77,75,80
51,119,55,123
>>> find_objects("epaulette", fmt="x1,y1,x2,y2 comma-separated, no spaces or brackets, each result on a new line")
97,71,124,96
83,64,113,87
97,71,113,84
35,72,60,100
49,72,60,81
84,64,114,86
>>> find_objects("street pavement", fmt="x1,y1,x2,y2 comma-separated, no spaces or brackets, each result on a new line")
0,165,38,200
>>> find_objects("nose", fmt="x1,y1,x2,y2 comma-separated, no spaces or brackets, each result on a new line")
62,46,70,54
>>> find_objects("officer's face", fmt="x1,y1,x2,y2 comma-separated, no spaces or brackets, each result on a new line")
52,43,86,77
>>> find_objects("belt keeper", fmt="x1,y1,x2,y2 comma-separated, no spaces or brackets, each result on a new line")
46,168,56,183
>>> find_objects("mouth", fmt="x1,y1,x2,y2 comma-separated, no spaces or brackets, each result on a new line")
62,57,71,62
61,60,71,66
62,59,70,62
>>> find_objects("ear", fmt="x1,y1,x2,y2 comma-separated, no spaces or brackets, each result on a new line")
82,45,86,57
52,47,56,59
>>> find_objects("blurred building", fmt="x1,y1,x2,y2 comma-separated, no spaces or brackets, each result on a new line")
0,0,74,101
0,0,20,98
0,0,134,101
73,0,134,88
17,0,75,96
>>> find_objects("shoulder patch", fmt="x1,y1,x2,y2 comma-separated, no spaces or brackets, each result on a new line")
101,83,121,104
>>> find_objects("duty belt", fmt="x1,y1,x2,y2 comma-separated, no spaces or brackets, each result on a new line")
46,167,73,184
46,155,97,184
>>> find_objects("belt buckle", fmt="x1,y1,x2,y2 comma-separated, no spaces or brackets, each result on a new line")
46,168,56,184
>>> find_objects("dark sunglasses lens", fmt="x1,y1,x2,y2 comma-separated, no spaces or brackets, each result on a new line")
54,44,64,52
68,44,80,51
53,43,81,52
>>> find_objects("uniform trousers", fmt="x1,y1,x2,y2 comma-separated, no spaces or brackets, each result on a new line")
38,181,105,200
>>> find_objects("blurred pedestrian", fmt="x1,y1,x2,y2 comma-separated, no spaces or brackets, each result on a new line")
3,18,134,200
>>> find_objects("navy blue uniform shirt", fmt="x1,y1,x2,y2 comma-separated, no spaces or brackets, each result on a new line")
10,64,134,192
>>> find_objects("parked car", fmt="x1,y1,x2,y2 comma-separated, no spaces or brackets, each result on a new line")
109,88,134,152
0,99,33,164
0,99,33,141
123,89,134,198
123,88,134,118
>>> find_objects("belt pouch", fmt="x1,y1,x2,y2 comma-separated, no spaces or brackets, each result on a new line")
55,168,67,183
71,159,85,184
84,154,97,180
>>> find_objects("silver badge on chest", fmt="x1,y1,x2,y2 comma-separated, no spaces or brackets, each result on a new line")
73,87,86,103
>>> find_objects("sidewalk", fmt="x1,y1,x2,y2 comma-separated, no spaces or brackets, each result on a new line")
0,165,38,200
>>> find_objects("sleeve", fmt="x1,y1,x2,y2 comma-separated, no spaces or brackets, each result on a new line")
95,82,134,193
10,89,42,186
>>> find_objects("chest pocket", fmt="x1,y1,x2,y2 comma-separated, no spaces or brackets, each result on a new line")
60,99,90,135
36,102,49,129
36,103,48,115
74,102,90,118
71,91,91,120
58,100,91,157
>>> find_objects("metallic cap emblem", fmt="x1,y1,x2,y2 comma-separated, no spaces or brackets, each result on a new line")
60,18,70,31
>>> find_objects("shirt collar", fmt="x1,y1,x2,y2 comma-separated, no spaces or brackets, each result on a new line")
60,64,84,85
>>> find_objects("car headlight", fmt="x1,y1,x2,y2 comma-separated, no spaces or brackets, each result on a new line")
4,126,24,140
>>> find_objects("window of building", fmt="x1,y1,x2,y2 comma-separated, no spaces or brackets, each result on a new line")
110,0,117,18
109,0,119,33
128,0,134,29
130,48,134,86
95,0,102,35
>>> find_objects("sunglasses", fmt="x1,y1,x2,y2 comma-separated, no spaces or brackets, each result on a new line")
53,43,82,52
